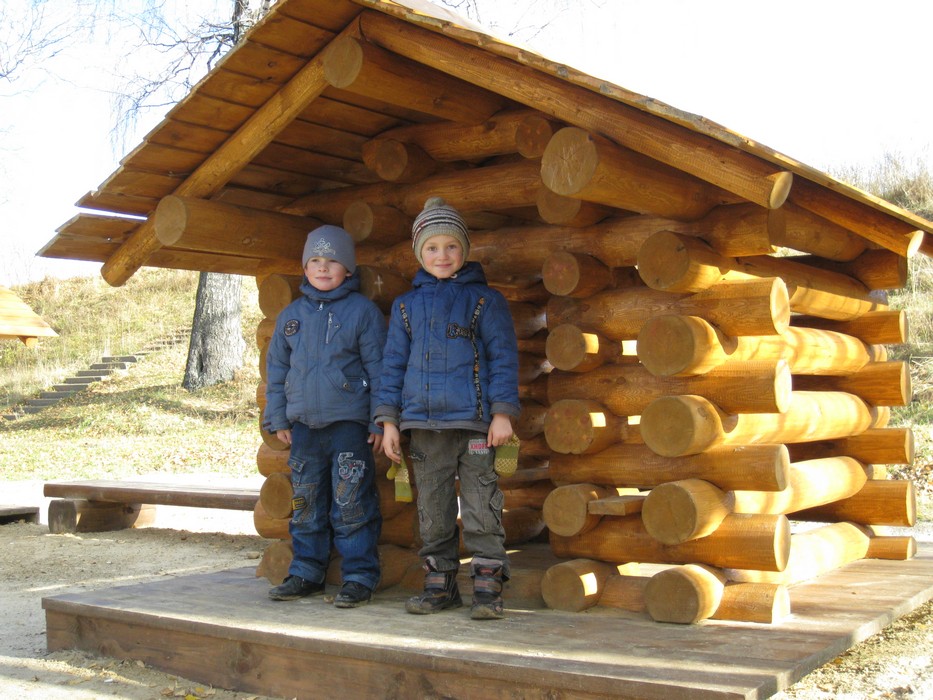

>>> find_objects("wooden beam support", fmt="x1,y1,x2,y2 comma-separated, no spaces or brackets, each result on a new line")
362,109,554,163
793,361,912,407
637,230,885,322
342,200,411,245
359,10,794,210
789,178,925,258
361,138,439,182
100,20,361,286
547,277,791,340
785,427,915,465
792,479,917,527
154,195,319,262
547,360,792,416
640,391,873,457
784,249,908,291
322,34,505,123
636,314,874,377
548,443,791,492
540,126,733,220
775,203,867,261
550,512,791,573
791,309,908,346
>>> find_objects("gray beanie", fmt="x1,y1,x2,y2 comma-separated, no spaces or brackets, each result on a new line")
411,196,470,266
302,225,356,274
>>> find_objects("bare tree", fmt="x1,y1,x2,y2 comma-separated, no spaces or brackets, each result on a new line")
98,1,270,391
0,1,71,84
181,271,246,390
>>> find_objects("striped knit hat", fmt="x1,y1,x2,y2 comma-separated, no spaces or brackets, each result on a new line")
411,196,470,267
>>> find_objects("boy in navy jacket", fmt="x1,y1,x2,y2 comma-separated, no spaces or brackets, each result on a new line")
264,225,385,608
374,197,520,619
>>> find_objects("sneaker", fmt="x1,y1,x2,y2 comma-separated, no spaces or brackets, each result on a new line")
334,581,373,608
405,563,463,615
268,575,325,601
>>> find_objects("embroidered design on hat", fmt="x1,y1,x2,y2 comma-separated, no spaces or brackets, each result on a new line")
309,237,337,258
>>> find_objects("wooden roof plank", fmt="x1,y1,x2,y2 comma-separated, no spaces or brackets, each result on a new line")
100,18,365,286
358,10,791,211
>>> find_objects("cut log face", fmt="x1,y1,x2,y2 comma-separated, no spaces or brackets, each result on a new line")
541,559,619,612
542,483,612,537
641,479,735,545
543,399,626,455
644,564,726,624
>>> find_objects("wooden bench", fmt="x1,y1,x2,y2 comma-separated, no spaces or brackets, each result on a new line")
0,505,40,525
43,480,260,534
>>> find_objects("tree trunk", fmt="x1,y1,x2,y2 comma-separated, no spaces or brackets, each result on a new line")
182,272,245,391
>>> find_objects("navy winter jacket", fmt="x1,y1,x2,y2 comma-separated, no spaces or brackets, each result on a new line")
263,275,386,433
373,262,520,433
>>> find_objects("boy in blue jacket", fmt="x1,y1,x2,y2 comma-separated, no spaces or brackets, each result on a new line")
264,225,386,608
374,197,520,620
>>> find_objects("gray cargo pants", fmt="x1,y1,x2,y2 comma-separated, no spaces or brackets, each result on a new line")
408,428,510,578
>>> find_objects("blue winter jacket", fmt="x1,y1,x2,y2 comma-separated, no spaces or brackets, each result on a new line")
373,262,520,433
263,275,386,433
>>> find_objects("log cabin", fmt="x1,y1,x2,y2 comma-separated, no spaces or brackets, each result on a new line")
38,0,931,630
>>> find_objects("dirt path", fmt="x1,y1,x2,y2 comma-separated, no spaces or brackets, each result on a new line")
2,477,931,699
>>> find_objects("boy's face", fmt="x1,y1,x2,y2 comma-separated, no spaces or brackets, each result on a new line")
421,234,464,279
304,257,350,291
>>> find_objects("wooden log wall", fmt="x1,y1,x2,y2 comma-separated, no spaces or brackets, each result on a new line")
527,122,918,620
215,36,920,619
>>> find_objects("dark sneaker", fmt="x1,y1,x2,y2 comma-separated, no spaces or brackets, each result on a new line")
268,575,325,601
334,581,373,608
405,566,463,615
470,562,504,620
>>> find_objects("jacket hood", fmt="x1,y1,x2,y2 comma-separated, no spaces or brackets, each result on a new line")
412,261,487,288
299,273,360,302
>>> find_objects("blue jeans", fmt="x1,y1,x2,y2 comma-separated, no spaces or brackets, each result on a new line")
287,421,382,591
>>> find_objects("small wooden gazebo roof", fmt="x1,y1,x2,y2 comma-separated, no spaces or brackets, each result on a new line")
0,286,58,347
40,0,933,286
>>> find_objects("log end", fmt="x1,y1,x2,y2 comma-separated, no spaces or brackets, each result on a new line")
637,314,718,377
540,126,598,197
640,395,722,457
644,565,725,624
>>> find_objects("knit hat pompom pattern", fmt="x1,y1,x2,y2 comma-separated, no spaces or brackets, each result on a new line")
411,196,470,267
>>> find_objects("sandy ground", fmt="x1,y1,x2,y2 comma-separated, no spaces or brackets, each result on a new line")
1,475,932,700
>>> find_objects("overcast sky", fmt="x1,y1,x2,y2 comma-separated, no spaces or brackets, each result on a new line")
2,0,930,285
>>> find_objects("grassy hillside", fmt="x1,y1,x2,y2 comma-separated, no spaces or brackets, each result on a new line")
0,269,263,480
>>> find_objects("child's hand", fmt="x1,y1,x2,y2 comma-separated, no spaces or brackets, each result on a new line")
368,432,383,453
382,423,402,462
276,429,292,446
487,414,513,447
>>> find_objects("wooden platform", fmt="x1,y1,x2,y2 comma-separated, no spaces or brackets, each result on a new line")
43,543,933,700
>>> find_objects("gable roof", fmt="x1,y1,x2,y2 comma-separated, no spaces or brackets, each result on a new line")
0,286,58,347
40,0,933,285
